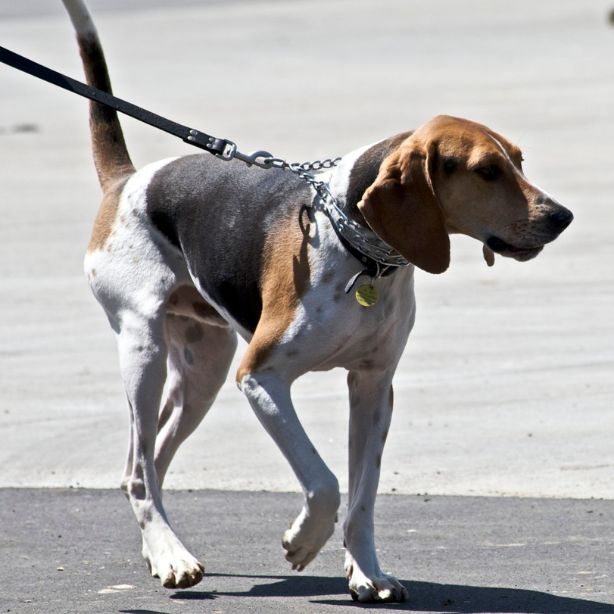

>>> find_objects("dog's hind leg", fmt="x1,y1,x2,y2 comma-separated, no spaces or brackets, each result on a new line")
114,304,204,589
343,369,408,603
154,310,237,487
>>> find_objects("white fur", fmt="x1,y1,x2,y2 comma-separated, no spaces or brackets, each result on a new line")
326,143,374,205
240,371,340,570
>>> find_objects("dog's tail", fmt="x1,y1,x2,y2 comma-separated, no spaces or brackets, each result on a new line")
62,0,135,190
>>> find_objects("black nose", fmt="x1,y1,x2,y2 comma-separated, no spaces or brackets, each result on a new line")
548,206,574,231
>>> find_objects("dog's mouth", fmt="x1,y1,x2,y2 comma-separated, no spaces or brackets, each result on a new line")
486,236,544,262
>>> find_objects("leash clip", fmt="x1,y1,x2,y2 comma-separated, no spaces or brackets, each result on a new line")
233,149,277,168
184,132,272,168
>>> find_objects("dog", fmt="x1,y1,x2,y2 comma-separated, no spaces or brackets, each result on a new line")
62,0,573,603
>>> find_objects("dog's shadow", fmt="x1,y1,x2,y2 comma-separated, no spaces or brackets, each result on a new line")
171,573,614,612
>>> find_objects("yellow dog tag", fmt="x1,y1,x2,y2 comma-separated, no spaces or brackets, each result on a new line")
355,284,379,307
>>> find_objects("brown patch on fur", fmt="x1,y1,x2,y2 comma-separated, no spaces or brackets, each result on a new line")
359,131,450,274
87,176,130,253
236,211,312,382
76,35,135,191
346,132,413,226
77,30,136,252
425,116,531,243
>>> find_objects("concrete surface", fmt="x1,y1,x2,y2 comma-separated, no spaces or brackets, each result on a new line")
3,488,614,613
0,1,613,499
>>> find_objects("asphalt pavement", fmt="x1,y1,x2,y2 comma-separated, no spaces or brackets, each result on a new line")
3,489,614,614
1,0,613,498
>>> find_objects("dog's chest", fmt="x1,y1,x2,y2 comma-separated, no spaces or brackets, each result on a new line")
282,260,416,373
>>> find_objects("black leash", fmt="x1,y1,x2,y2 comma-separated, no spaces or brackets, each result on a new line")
0,45,243,161
0,44,408,283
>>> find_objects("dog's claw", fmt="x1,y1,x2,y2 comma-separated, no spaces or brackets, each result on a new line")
158,559,204,589
346,559,408,604
352,581,408,603
281,509,336,571
143,535,205,590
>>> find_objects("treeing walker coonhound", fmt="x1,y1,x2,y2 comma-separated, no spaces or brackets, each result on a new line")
63,0,573,603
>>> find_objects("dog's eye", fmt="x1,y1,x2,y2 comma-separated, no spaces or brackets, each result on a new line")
475,164,501,181
442,158,457,174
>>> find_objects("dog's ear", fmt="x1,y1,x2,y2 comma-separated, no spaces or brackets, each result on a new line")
358,143,450,274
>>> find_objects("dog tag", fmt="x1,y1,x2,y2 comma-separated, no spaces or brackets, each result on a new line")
355,284,379,307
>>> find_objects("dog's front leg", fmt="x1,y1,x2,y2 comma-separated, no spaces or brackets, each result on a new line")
239,370,340,570
344,369,408,603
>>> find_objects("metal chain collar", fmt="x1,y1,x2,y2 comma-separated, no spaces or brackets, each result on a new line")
238,151,409,271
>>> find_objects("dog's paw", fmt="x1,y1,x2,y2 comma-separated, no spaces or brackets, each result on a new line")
282,507,336,571
142,533,204,589
349,573,408,603
345,556,408,603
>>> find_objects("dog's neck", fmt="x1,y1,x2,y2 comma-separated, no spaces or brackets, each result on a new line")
326,132,412,228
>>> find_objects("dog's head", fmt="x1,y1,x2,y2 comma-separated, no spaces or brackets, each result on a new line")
358,115,573,273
